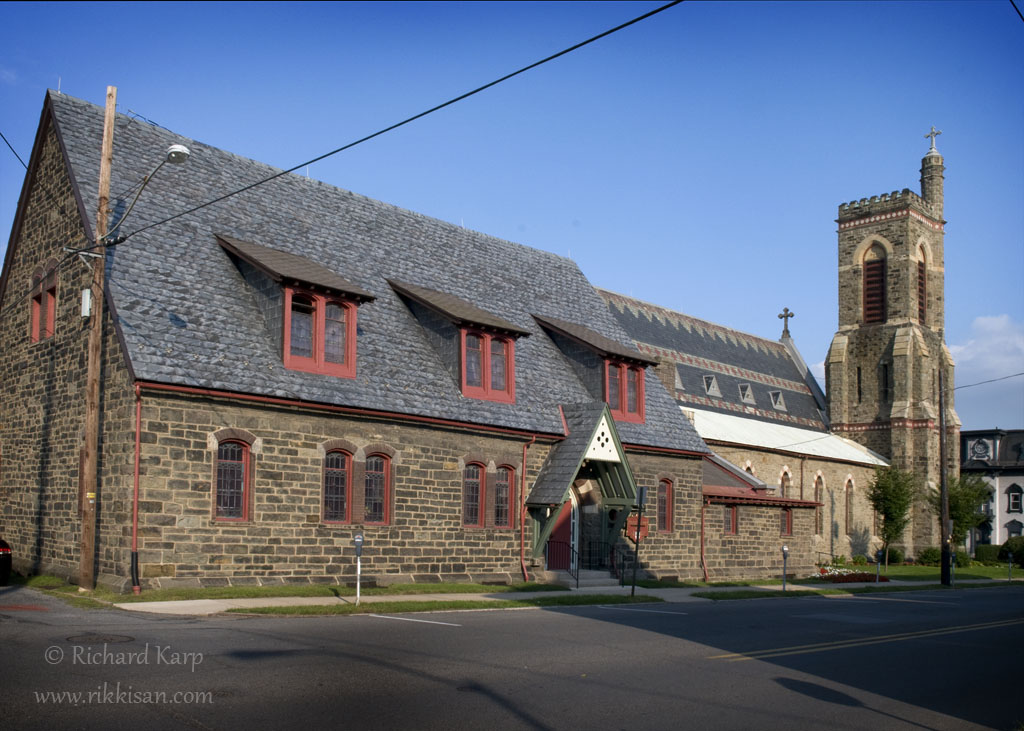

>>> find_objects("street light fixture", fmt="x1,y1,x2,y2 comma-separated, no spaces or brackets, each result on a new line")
105,144,191,244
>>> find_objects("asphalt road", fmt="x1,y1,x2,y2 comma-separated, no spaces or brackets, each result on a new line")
2,584,1021,730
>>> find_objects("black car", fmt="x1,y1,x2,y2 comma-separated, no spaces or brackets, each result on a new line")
0,537,11,586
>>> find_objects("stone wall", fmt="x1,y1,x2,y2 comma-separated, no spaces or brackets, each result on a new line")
0,120,137,587
711,444,882,564
703,503,814,579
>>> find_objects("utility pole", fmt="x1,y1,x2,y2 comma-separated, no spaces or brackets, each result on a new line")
79,85,116,590
939,367,951,586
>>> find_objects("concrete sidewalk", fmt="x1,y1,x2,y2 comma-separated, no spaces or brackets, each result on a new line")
107,578,1013,616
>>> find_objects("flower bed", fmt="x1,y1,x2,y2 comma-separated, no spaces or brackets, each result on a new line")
818,567,889,583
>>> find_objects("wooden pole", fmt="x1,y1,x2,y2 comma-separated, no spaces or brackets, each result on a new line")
939,367,951,586
79,85,116,590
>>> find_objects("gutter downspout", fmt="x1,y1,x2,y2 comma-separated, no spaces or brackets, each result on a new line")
700,497,709,582
520,435,536,582
130,384,142,594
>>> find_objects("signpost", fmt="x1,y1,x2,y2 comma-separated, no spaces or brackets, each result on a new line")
354,533,364,606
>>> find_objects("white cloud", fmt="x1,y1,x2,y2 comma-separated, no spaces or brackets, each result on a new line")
0,68,16,85
949,314,1024,380
949,314,1024,429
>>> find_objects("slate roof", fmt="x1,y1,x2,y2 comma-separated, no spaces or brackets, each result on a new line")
216,235,375,302
44,92,707,453
599,289,828,431
527,402,633,505
533,315,657,366
387,279,529,336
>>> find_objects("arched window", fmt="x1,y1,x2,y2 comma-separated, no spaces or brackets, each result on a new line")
29,263,57,342
863,243,887,324
1006,520,1023,538
364,454,389,524
917,247,927,324
845,480,854,536
494,466,514,529
463,463,485,527
814,477,824,536
216,441,249,521
323,450,351,523
780,472,792,499
657,479,673,532
1007,484,1023,514
781,508,793,536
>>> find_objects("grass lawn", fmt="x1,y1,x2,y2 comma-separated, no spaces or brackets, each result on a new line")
873,564,1022,581
694,581,1019,601
227,594,662,616
7,574,566,606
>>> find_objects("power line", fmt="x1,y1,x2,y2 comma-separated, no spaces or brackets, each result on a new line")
954,372,1024,391
1,129,28,169
123,0,684,242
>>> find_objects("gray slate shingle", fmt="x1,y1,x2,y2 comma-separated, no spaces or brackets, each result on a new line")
49,92,707,453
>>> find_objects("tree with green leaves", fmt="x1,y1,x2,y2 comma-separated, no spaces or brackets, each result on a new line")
926,474,992,547
866,466,919,571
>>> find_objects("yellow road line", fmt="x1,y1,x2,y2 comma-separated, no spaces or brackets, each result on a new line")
707,617,1024,662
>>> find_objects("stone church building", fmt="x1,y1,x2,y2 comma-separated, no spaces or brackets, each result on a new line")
0,92,956,591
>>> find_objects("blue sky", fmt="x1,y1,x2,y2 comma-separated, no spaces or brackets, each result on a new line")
1,1,1022,430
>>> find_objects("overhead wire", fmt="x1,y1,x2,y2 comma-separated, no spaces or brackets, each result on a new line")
121,0,684,243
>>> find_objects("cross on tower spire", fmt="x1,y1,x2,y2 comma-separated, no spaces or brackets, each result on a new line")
778,307,795,338
925,125,942,151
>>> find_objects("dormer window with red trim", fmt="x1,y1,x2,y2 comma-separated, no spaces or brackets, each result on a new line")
216,235,376,380
283,287,357,378
461,329,515,403
606,359,645,423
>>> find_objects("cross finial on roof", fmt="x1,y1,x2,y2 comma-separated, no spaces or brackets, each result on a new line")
925,126,942,151
778,307,795,338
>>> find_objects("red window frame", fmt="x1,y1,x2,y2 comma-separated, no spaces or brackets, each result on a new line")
863,258,886,324
657,479,673,532
493,466,515,529
605,360,645,423
724,505,738,535
283,286,357,378
814,478,824,535
781,508,793,536
215,440,250,522
29,267,57,342
460,329,515,403
917,259,927,324
323,450,352,523
363,454,390,525
845,480,854,535
463,463,485,528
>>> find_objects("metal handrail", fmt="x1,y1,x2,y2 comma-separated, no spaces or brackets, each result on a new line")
545,541,579,588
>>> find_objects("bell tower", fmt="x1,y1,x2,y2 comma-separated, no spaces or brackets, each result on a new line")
825,129,960,554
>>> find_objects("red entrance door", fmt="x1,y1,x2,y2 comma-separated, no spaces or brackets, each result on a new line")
547,498,578,570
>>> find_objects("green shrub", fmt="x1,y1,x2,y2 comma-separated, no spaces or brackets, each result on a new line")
851,554,868,566
916,547,941,566
833,555,847,567
954,550,971,568
883,547,904,565
974,544,1001,564
998,537,1024,567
